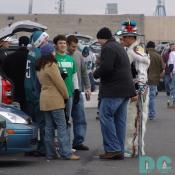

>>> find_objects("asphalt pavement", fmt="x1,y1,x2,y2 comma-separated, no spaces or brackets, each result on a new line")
0,92,175,175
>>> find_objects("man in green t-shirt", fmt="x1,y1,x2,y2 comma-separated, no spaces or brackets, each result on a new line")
53,35,80,132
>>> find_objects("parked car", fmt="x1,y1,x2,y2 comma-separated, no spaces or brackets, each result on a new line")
0,20,47,155
88,40,101,56
0,118,6,151
0,20,47,105
0,76,13,104
0,103,37,154
66,33,93,45
155,42,169,55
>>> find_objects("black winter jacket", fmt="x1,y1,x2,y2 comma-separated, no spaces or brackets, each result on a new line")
93,39,136,98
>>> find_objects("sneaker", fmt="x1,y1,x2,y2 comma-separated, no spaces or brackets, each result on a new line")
73,144,89,151
72,148,76,153
46,155,59,161
66,154,80,160
149,116,156,120
99,151,124,160
124,150,133,158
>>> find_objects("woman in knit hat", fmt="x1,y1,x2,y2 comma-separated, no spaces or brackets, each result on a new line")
36,43,80,161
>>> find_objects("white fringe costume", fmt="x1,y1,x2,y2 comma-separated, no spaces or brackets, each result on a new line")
125,40,150,156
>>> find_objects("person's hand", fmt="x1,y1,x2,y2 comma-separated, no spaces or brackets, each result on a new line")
61,72,68,80
73,89,81,105
85,89,91,101
130,95,138,103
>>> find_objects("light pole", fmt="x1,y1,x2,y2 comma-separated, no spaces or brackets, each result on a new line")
28,0,33,15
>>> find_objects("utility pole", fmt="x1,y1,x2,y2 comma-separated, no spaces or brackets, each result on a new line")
154,0,166,16
28,0,33,15
57,0,65,15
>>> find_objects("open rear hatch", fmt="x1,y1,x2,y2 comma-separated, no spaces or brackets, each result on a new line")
0,20,47,40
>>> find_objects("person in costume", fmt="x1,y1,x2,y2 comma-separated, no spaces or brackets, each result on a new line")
118,20,150,157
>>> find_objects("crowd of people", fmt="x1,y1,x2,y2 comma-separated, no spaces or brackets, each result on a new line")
0,19,175,161
162,43,175,106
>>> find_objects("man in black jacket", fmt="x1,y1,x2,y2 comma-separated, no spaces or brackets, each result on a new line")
93,27,136,160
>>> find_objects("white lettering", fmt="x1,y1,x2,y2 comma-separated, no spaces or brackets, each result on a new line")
26,60,31,78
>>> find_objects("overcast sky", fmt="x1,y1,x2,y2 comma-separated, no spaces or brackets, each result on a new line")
0,0,174,16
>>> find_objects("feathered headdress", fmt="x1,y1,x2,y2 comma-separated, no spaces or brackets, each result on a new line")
118,19,141,36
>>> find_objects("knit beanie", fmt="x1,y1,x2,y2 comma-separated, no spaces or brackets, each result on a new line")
146,41,155,49
19,36,30,47
97,27,112,39
40,43,55,57
31,31,49,48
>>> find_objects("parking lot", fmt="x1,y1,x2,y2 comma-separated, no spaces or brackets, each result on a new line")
0,93,175,175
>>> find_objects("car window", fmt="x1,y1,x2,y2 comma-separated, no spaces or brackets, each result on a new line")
78,36,91,43
0,114,5,121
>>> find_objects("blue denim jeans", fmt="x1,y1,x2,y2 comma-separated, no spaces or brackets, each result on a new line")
65,97,73,143
149,85,157,119
72,93,87,146
24,102,45,154
44,109,72,159
99,97,129,153
164,74,171,96
170,74,175,102
65,97,73,120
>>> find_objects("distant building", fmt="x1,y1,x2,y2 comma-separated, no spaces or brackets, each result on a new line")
1,14,175,43
106,3,118,15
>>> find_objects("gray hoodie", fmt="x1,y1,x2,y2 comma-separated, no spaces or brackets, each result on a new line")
69,50,90,91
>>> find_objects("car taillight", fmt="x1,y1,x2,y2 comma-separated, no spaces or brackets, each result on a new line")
2,79,13,104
